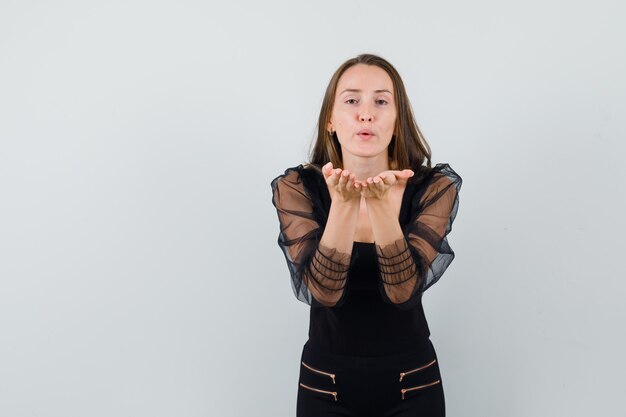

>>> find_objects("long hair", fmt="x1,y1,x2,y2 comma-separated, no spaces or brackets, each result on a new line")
308,54,432,177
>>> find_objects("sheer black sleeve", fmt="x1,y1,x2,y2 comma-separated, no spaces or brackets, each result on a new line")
271,166,351,307
376,163,462,310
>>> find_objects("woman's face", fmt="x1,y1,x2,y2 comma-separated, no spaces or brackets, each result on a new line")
327,64,397,161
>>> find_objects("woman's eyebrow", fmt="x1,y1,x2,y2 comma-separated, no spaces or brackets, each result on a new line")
339,88,393,95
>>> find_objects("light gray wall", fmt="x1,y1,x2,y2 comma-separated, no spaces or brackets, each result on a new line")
1,1,624,416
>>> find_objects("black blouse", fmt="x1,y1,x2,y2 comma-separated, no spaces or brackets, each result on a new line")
271,163,462,356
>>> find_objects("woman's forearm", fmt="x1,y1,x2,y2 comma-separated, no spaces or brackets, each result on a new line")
365,198,403,246
319,198,360,254
366,197,418,305
304,198,359,306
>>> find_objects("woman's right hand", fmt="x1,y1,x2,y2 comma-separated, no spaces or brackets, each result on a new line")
322,162,362,202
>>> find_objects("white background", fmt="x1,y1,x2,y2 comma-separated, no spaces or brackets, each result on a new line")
1,1,625,416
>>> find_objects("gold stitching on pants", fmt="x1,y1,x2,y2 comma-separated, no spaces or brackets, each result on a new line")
401,380,441,400
399,358,437,382
299,382,338,401
302,361,336,384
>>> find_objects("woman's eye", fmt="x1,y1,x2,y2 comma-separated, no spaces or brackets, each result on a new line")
344,98,388,105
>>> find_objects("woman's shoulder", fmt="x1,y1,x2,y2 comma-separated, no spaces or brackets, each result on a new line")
403,162,462,214
410,162,462,187
405,163,462,207
270,163,328,217
270,163,324,191
430,162,462,187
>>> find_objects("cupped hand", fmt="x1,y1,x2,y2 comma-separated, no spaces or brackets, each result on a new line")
357,169,414,200
322,162,362,202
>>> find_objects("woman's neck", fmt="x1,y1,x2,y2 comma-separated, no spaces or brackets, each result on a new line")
342,154,390,181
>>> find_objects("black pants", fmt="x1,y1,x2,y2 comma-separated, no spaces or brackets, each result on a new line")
296,339,445,417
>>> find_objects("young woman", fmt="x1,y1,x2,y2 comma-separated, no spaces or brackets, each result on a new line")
271,53,462,417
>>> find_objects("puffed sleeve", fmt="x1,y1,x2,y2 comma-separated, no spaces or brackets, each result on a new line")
376,163,462,310
271,165,352,307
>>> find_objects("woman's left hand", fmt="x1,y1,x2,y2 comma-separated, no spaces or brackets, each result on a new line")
357,169,414,200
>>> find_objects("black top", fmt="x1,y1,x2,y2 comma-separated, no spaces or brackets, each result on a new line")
271,163,462,357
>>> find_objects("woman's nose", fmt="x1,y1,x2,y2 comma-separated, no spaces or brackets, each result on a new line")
359,102,373,121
